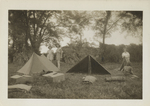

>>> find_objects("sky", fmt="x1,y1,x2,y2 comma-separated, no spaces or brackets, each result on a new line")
40,28,142,53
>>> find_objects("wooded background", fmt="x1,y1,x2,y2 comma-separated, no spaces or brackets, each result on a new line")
8,10,142,65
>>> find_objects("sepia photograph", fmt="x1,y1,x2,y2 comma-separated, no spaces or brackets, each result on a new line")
1,0,150,106
8,10,142,99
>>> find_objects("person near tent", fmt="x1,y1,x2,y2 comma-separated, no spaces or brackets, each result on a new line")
47,46,54,61
56,44,63,70
119,47,132,72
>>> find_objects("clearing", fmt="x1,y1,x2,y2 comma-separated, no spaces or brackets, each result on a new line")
8,62,142,99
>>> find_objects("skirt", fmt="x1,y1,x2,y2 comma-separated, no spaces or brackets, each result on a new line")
56,53,61,61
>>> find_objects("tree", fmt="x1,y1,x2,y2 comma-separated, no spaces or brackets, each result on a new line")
8,10,65,63
60,11,91,44
92,11,116,61
27,10,64,54
121,11,142,38
92,11,142,62
9,10,63,54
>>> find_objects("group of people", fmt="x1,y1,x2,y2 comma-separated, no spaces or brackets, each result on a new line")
47,44,63,70
47,44,132,73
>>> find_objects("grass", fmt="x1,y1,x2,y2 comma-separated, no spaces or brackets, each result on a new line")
8,62,142,99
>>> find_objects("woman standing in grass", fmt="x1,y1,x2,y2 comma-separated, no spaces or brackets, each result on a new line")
56,44,63,70
47,46,54,61
119,47,131,71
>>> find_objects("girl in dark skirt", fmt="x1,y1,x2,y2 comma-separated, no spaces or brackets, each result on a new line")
56,44,63,70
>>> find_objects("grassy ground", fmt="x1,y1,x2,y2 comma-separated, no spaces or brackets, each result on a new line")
8,62,142,99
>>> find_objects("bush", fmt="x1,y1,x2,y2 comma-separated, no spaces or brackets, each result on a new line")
8,47,15,63
9,48,33,65
62,43,142,64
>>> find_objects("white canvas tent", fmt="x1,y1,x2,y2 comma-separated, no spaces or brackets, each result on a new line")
17,53,59,75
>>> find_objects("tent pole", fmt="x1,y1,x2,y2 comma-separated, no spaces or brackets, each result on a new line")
88,55,91,74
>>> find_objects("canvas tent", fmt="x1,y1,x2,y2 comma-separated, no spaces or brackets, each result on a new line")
67,55,110,75
17,53,59,75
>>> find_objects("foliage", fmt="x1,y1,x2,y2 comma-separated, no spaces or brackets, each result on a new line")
60,11,92,42
8,10,142,64
62,39,100,64
8,46,33,64
127,44,142,62
8,10,92,63
102,44,142,62
62,44,142,64
121,11,142,37
9,10,63,63
92,11,142,62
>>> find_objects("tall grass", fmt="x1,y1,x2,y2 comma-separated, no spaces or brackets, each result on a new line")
8,62,142,99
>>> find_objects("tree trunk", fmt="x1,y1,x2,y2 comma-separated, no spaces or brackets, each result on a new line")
33,11,36,40
25,10,29,50
101,11,111,62
9,34,15,63
10,40,14,63
79,33,82,44
32,38,42,55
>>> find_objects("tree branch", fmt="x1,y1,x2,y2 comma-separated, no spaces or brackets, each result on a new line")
35,11,45,34
106,13,127,34
42,28,47,37
33,11,36,38
39,14,50,37
28,32,34,48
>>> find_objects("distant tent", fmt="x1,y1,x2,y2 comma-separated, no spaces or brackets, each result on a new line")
67,55,110,75
17,53,59,75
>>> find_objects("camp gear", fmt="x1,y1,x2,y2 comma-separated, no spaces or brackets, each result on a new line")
82,76,97,83
43,72,65,82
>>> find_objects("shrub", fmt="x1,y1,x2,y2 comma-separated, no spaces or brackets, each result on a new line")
62,43,142,64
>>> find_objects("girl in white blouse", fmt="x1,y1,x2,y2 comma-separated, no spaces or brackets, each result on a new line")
47,46,54,61
119,47,131,71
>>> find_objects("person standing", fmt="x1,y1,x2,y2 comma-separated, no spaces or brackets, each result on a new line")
119,47,131,71
56,44,63,70
47,46,54,61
